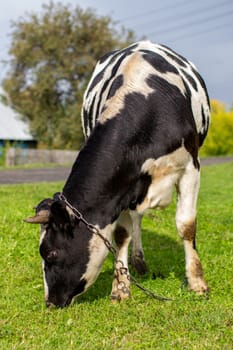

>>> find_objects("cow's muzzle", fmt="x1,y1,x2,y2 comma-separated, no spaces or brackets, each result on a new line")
46,296,73,309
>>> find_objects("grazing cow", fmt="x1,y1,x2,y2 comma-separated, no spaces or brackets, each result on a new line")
25,41,210,308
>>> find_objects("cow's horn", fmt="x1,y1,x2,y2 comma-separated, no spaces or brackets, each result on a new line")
24,210,49,224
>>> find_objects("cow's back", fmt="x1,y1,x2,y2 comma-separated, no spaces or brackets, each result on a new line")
82,41,210,148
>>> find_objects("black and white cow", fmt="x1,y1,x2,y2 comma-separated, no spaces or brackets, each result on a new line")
25,41,210,307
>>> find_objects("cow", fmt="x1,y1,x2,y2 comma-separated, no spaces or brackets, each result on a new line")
25,40,210,308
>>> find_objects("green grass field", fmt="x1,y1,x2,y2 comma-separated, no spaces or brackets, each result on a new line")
0,163,232,349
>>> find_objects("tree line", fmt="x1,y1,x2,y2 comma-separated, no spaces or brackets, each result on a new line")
2,2,134,150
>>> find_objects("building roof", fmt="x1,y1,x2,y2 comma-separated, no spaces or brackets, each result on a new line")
0,95,34,141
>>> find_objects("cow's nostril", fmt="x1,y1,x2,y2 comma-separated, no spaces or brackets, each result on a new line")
46,298,70,308
46,300,56,309
46,300,51,308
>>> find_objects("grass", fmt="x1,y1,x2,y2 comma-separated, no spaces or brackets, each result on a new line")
0,163,232,349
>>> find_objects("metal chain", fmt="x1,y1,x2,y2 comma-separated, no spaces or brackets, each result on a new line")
59,193,173,302
59,193,118,256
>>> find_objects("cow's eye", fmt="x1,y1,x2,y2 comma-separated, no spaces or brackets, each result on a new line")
46,250,58,263
52,222,59,231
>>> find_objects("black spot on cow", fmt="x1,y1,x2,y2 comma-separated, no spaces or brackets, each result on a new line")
114,225,128,247
198,106,209,147
201,105,206,130
118,43,139,56
159,44,189,67
181,69,198,91
99,49,118,64
88,94,96,132
191,67,210,107
86,69,105,96
181,75,192,101
141,50,179,74
107,74,124,100
82,108,89,136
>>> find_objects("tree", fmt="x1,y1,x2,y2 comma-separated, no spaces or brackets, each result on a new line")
200,100,233,156
3,2,135,149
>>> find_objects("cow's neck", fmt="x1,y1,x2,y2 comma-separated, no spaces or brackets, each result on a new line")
62,125,150,228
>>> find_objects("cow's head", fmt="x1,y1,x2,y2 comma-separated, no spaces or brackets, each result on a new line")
25,193,103,308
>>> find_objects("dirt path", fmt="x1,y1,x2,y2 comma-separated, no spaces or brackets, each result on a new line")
0,167,70,184
0,156,232,184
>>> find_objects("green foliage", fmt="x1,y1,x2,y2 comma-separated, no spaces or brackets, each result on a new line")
0,141,10,167
0,146,4,167
3,1,135,149
0,162,232,349
201,100,233,156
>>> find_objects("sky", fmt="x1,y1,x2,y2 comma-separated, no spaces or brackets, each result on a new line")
0,0,233,107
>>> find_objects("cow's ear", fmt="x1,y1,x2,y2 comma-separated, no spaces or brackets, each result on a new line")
50,200,71,226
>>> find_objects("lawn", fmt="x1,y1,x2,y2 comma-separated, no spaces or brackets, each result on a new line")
0,163,232,349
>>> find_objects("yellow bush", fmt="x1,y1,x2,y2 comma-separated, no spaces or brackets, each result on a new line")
200,100,233,156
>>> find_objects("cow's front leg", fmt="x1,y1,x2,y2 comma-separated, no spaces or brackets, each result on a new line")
176,162,209,294
111,211,132,302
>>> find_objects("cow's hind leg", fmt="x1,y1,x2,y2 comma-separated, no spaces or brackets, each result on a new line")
129,211,147,275
176,162,208,294
111,211,132,302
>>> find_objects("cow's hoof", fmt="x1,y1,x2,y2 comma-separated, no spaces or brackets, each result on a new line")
111,274,130,303
130,251,148,275
110,285,131,304
188,277,209,295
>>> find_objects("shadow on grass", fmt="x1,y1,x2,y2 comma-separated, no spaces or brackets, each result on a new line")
76,228,185,304
140,229,185,280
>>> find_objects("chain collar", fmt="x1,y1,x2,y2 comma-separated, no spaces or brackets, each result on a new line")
59,193,117,256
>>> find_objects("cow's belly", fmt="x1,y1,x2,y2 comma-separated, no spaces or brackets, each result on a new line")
136,172,179,213
136,146,192,213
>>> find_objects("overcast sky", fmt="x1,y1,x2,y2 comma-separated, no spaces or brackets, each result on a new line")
1,0,233,107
